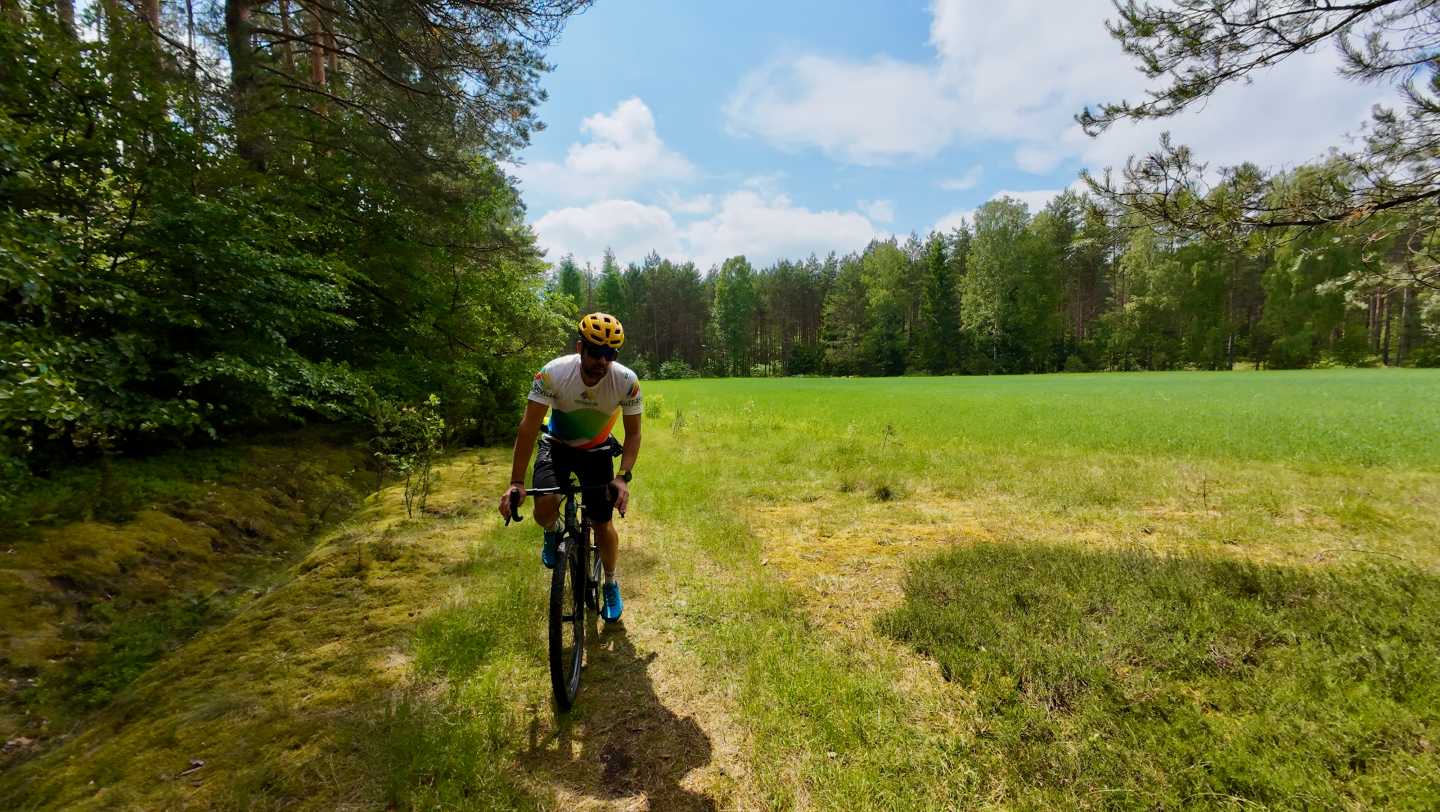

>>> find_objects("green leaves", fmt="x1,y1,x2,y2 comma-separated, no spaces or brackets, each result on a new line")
1,14,565,472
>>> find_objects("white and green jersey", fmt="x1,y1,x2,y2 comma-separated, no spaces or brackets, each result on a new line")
527,355,642,448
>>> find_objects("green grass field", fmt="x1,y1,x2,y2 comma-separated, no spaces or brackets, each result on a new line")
637,369,1440,809
5,369,1438,809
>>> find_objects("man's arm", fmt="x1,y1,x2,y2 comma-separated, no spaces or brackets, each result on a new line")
611,412,641,516
498,400,549,519
618,412,641,474
510,400,549,483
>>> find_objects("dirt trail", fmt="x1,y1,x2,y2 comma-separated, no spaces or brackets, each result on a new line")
517,513,748,810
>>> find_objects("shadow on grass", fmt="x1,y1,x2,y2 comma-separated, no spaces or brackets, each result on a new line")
530,623,715,810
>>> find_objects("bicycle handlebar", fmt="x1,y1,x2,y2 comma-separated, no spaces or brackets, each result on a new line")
524,484,615,496
505,482,623,526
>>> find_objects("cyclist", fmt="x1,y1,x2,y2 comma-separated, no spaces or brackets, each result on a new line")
497,312,642,622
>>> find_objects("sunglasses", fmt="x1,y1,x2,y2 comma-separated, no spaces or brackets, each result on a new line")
581,342,617,361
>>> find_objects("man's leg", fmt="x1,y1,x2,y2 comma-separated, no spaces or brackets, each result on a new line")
533,495,560,529
594,518,623,621
593,519,619,577
531,437,568,568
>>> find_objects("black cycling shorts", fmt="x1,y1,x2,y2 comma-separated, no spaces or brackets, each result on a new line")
532,434,620,524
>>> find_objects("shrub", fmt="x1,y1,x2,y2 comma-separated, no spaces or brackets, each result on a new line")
657,359,698,380
370,395,445,517
626,356,654,380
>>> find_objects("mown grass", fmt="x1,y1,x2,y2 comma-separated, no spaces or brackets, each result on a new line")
879,543,1440,807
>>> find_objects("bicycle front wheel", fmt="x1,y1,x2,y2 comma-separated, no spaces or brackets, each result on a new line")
548,537,585,711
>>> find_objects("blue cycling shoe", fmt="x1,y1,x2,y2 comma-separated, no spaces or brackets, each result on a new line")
602,580,623,622
541,529,560,569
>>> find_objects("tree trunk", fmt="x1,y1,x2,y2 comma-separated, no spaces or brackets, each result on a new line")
1397,286,1414,367
100,0,134,97
57,0,76,36
225,0,266,171
129,0,172,100
306,3,326,88
1380,290,1393,366
137,0,159,29
184,0,203,155
1368,291,1381,353
2,0,23,27
280,0,296,73
1398,255,1420,366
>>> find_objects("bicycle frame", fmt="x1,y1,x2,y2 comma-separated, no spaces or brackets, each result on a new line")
531,480,609,612
508,480,612,710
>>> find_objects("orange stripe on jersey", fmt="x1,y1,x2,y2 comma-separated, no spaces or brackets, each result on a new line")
574,410,619,448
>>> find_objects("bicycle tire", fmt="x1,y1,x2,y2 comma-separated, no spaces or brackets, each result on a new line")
548,535,585,711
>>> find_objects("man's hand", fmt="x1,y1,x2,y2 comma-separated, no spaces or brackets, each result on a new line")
499,484,526,521
610,477,629,517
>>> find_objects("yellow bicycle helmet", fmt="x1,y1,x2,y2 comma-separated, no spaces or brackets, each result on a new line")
578,312,625,349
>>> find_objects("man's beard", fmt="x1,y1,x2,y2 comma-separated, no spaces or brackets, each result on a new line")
582,360,608,382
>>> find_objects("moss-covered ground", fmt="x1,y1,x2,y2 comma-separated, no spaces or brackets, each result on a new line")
1,431,368,765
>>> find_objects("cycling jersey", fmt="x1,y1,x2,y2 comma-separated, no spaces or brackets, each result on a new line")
528,354,642,448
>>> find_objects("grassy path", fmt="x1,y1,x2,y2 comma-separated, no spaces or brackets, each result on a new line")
1,449,757,810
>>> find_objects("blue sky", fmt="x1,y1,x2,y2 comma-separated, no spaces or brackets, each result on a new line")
510,0,1392,272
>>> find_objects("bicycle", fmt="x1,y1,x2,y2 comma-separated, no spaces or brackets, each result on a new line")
505,479,620,711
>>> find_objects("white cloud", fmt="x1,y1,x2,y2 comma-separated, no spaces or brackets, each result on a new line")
938,166,983,190
932,183,1084,233
659,191,715,215
530,189,882,272
1061,47,1383,177
684,190,880,269
725,55,965,165
532,200,682,268
928,0,1147,139
741,173,788,195
990,188,1067,213
511,98,695,202
933,209,972,234
1014,144,1065,174
726,0,1398,175
858,199,896,223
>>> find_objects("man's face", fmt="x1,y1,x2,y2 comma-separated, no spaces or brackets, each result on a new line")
578,340,616,381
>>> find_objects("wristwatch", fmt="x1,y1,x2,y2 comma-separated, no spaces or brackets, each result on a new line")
618,469,632,483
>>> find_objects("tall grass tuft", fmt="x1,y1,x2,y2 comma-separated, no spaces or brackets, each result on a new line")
879,543,1440,807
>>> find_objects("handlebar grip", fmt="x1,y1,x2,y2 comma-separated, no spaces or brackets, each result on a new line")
507,489,524,524
609,483,626,519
